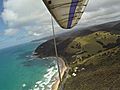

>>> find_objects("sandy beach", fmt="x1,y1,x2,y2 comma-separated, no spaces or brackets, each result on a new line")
52,58,67,90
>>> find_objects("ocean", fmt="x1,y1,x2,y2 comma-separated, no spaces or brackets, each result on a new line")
0,41,58,90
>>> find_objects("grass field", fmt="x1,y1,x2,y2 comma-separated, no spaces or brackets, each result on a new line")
65,31,120,66
63,31,120,90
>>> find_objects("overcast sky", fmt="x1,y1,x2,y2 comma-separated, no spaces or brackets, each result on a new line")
0,0,120,49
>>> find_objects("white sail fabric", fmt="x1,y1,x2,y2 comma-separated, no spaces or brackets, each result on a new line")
43,0,89,29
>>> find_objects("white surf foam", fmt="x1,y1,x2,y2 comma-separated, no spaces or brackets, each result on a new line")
32,59,58,90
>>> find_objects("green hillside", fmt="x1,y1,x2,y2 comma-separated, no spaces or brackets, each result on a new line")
65,31,120,66
62,31,120,90
63,47,120,90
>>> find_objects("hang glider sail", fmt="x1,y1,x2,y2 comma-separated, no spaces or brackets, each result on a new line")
43,0,89,29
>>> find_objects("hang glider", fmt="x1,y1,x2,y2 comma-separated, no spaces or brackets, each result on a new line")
43,0,89,29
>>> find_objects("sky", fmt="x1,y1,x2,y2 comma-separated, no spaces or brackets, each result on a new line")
0,0,120,49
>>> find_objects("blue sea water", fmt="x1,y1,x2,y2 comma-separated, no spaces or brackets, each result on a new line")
0,41,58,90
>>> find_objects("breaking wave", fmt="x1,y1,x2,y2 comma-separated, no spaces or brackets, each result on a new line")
32,58,58,90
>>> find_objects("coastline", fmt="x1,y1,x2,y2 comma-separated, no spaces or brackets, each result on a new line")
52,57,67,90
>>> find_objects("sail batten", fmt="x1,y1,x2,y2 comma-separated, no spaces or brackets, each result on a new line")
67,0,79,28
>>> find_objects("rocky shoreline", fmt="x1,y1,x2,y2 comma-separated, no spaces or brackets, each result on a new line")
52,58,67,90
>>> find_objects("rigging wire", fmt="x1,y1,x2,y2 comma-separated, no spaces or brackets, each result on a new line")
51,16,62,83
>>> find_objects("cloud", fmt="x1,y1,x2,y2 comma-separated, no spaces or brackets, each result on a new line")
79,0,120,27
4,28,19,36
86,0,120,11
1,0,56,39
2,9,18,24
2,0,49,27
